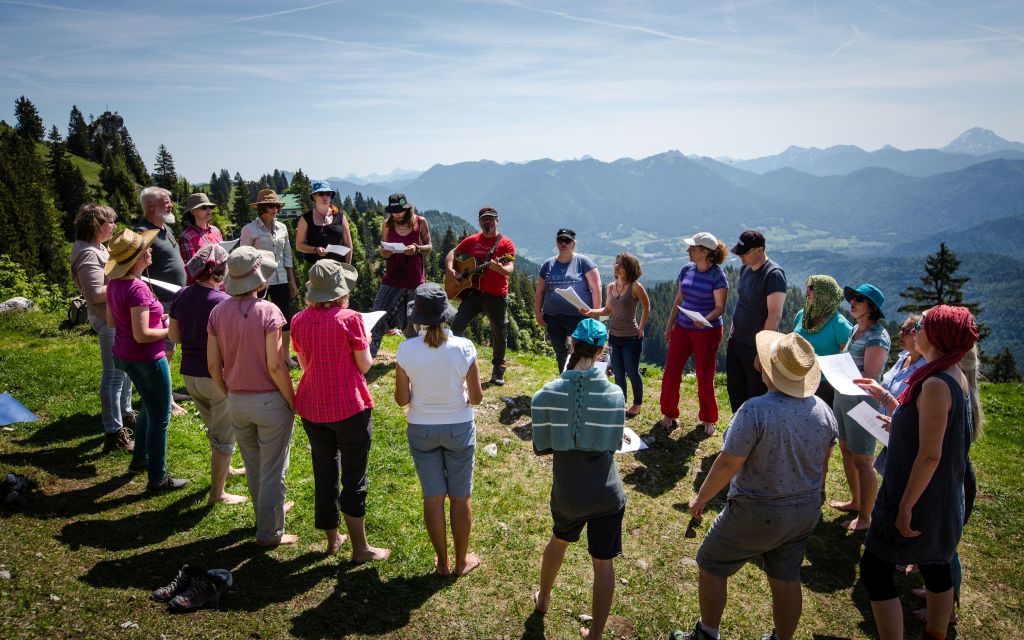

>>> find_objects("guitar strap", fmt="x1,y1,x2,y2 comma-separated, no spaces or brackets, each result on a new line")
484,233,503,264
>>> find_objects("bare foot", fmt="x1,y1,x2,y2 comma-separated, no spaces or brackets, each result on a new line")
352,546,390,564
170,401,187,417
435,556,452,576
208,492,248,506
702,422,716,436
533,590,549,614
626,405,642,418
283,500,295,515
256,534,299,547
326,534,348,555
843,516,871,531
657,416,677,430
454,552,481,577
829,500,858,512
229,466,246,476
580,628,591,638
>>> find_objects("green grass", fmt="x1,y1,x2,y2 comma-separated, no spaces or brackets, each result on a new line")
34,140,103,187
0,310,1021,638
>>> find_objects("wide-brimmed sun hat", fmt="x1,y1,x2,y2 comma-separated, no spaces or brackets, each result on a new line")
310,180,336,200
683,231,718,250
409,283,457,326
226,246,277,295
306,259,358,303
250,189,285,208
571,318,608,347
755,330,820,398
843,283,885,318
103,228,160,279
184,192,216,213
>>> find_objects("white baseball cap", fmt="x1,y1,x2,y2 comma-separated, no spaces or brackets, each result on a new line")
683,232,719,251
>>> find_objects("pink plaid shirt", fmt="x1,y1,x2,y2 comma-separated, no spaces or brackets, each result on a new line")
179,224,224,278
292,306,373,423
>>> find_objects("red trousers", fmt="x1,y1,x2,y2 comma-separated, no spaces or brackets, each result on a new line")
659,324,723,424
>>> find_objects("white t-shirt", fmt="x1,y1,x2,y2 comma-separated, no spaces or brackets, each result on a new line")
396,331,476,425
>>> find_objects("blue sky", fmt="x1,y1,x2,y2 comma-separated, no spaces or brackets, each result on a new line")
1,0,1022,182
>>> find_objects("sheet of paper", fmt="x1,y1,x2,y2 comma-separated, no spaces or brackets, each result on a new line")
141,276,181,294
816,353,868,396
847,401,890,447
218,238,239,251
0,392,37,426
325,244,351,257
677,305,712,328
360,311,386,336
380,241,408,252
555,287,589,311
617,426,649,454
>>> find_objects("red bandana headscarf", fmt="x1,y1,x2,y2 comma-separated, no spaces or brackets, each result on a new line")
896,305,979,405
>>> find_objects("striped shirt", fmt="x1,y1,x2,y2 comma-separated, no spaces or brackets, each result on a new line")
677,262,728,330
532,368,625,452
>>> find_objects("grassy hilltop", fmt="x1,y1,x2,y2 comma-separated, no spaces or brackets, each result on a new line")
0,310,1021,639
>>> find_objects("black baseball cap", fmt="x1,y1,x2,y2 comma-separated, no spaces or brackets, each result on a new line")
556,228,575,240
478,206,498,219
385,193,413,214
731,230,766,256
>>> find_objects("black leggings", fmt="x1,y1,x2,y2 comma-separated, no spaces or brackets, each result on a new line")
860,548,953,601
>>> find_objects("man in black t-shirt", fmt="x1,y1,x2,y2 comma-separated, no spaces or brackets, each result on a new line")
725,230,787,412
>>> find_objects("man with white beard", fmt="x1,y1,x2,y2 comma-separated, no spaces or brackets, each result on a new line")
134,186,189,414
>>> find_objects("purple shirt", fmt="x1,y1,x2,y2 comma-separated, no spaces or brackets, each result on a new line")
108,278,166,362
169,284,230,378
677,263,728,330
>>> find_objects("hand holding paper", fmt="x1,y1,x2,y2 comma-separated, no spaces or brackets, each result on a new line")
847,401,889,447
325,244,351,257
677,305,712,328
555,287,589,311
380,241,407,252
816,353,868,396
360,311,386,337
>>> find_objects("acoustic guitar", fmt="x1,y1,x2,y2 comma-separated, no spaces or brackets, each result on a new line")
444,253,516,300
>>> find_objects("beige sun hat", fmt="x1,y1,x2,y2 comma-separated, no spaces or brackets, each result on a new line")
250,189,285,208
755,330,820,398
226,247,278,295
103,228,160,279
305,260,358,303
184,192,216,213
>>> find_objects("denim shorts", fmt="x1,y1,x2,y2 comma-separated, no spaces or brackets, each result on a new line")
407,420,476,498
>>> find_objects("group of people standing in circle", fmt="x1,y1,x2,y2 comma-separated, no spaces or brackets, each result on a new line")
68,183,979,640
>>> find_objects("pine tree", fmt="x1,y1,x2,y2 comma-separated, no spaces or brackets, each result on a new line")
987,348,1022,382
152,144,178,190
899,243,977,313
66,105,90,157
99,141,141,220
48,126,88,240
119,128,150,184
14,96,45,142
231,178,252,230
286,168,312,205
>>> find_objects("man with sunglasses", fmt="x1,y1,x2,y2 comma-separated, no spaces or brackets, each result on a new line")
726,230,787,412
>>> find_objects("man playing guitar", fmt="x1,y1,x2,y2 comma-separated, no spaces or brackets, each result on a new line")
445,206,516,386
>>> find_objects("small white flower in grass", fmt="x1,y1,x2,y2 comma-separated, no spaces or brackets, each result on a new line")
483,443,498,457
49,594,60,601
120,621,139,629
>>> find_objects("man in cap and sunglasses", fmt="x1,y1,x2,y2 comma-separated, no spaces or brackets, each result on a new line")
674,331,837,640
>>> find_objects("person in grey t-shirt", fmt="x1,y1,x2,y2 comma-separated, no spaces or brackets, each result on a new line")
672,331,837,640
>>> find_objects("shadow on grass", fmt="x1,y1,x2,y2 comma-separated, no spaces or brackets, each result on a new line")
19,412,100,446
289,566,451,638
0,412,113,481
24,473,146,519
498,395,532,426
520,610,546,639
58,486,212,551
622,421,707,498
364,361,394,386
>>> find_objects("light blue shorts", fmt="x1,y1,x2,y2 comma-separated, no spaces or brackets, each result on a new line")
407,420,476,499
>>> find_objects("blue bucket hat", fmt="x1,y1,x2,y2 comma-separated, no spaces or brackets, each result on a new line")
571,318,608,347
310,180,336,200
843,283,885,318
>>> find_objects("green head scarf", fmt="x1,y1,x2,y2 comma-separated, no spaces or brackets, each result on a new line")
802,275,843,334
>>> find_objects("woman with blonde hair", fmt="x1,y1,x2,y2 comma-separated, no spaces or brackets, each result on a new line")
291,260,390,562
395,283,484,576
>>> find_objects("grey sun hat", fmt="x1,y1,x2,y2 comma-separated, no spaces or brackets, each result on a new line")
226,247,277,295
306,259,358,303
683,231,719,251
409,282,456,326
184,192,216,213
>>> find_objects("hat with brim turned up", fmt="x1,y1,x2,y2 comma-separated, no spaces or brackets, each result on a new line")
226,247,278,295
755,330,820,399
103,228,160,279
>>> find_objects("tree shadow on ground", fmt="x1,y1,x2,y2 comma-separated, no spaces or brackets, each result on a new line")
622,421,708,498
58,486,212,551
289,565,451,638
1,413,108,480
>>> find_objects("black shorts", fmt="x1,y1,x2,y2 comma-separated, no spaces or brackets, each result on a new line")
552,506,625,560
266,282,294,330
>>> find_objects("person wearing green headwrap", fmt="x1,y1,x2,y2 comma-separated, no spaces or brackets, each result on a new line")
794,275,853,405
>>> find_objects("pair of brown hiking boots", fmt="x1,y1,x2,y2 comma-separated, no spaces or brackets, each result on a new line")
151,564,232,613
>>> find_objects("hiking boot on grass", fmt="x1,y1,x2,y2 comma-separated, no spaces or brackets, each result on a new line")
103,427,134,453
668,620,718,640
146,476,189,492
151,564,206,602
168,569,232,613
491,364,506,386
122,410,138,431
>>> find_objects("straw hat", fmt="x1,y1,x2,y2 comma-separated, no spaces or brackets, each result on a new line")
755,330,820,398
226,247,278,295
305,260,358,303
103,228,160,279
250,189,285,208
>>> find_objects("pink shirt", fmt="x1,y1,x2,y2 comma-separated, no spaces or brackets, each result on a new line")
207,298,286,393
107,278,166,362
291,306,374,423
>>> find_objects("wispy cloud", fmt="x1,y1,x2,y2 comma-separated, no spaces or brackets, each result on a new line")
971,23,1024,45
830,24,870,57
225,0,346,24
236,28,468,63
0,0,106,14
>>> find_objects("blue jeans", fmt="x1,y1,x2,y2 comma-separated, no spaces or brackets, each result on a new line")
543,314,585,373
114,356,171,483
97,324,133,434
608,334,643,405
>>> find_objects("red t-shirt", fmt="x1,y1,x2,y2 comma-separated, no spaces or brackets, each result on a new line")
455,232,516,297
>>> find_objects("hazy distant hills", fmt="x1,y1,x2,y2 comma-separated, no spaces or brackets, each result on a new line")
943,127,1024,155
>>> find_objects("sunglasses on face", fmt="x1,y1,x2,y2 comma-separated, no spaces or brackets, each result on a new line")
556,238,572,245
914,320,924,333
196,206,213,211
898,326,914,336
264,205,281,210
852,294,867,303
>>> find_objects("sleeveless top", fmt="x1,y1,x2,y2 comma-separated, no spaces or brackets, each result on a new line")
865,371,971,565
301,209,347,264
381,221,425,289
608,282,640,337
